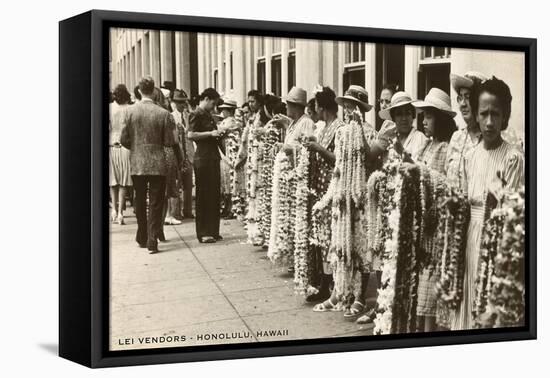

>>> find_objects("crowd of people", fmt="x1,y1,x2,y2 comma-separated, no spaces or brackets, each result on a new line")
110,69,525,334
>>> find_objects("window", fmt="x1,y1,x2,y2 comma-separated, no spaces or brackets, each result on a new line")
343,65,365,90
422,46,451,60
345,42,366,64
288,52,296,89
271,55,282,96
257,59,266,94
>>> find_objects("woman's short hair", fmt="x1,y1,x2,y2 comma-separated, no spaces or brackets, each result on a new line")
264,94,285,116
199,88,221,101
113,84,131,105
471,76,513,130
389,103,416,120
381,83,399,95
314,86,338,114
247,90,263,104
425,108,457,142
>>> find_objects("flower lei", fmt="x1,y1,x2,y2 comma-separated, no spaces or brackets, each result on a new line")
267,151,296,265
372,159,402,335
434,180,469,328
314,110,371,307
257,122,283,247
474,188,525,328
245,114,264,245
293,138,313,295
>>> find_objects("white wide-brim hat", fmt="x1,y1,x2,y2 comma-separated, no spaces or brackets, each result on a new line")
412,87,457,118
378,91,415,120
285,86,307,107
335,85,373,112
218,98,238,109
450,71,488,93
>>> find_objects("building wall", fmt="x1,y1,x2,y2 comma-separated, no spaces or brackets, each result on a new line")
111,28,525,141
110,28,197,97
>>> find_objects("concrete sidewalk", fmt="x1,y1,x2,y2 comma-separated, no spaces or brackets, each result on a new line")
109,210,374,351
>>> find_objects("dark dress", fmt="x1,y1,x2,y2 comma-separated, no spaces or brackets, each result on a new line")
189,107,222,239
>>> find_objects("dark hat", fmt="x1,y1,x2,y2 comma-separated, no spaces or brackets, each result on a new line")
172,89,188,103
162,81,175,91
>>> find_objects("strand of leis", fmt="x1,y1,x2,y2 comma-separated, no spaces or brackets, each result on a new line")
373,159,402,335
474,188,525,328
245,118,263,244
434,182,469,327
258,124,282,246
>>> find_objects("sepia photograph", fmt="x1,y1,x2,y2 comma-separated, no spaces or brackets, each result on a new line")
108,26,526,352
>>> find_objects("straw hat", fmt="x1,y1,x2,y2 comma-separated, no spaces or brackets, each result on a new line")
450,71,488,93
412,88,456,118
378,91,415,120
218,98,238,109
285,86,307,107
336,85,373,112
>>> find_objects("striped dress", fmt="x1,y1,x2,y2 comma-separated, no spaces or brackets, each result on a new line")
450,139,524,330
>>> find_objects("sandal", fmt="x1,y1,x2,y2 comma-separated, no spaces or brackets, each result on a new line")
313,299,341,312
343,301,365,318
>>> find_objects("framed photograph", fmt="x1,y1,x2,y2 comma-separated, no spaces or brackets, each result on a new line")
59,9,536,368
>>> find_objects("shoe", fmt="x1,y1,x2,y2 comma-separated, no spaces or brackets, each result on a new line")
148,247,160,254
116,214,125,225
213,235,223,241
183,213,195,219
199,236,216,243
110,209,117,223
165,216,182,225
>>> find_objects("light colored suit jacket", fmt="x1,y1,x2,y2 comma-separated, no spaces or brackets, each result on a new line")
120,98,176,176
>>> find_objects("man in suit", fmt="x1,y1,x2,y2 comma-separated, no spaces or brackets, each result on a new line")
121,76,177,253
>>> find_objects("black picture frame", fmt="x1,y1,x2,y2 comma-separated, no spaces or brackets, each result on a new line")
59,9,537,368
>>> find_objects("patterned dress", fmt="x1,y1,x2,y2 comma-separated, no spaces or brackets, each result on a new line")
415,139,449,317
451,139,524,330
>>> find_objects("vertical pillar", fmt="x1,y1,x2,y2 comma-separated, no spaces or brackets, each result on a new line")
210,34,216,88
244,36,253,94
149,30,161,86
175,31,192,94
224,35,231,95
232,35,246,106
265,37,272,94
160,31,173,86
281,39,289,97
216,34,224,93
197,34,205,92
404,45,419,98
365,43,377,127
142,32,150,77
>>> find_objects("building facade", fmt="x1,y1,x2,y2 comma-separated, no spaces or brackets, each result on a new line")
110,28,198,98
197,34,525,136
111,28,524,138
